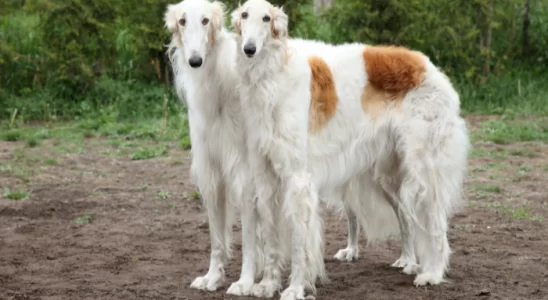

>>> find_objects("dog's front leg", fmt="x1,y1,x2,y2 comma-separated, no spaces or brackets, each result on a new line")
249,156,284,298
280,172,324,300
190,161,231,291
227,178,258,296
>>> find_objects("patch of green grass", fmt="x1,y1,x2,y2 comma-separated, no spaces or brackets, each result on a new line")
1,130,23,141
472,162,502,173
469,147,490,158
475,184,502,194
180,136,191,150
3,188,31,200
74,215,94,225
509,148,541,158
457,71,548,115
34,129,51,140
474,191,489,200
518,164,532,175
44,158,58,165
158,191,172,200
498,204,543,222
171,159,184,166
25,137,40,148
475,118,548,144
131,145,168,160
189,191,201,200
469,146,509,160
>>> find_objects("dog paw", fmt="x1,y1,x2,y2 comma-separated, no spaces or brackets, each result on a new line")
413,272,444,287
190,273,225,291
280,286,306,300
391,256,416,268
251,280,280,298
227,279,254,296
402,263,420,275
333,246,359,262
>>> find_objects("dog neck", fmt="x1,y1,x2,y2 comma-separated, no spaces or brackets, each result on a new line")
236,38,289,86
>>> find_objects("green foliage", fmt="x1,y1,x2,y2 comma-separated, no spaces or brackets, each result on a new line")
38,0,117,91
1,130,23,142
475,117,548,144
0,0,547,120
302,0,547,77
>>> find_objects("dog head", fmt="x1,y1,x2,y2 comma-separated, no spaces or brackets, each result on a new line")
164,0,224,68
231,0,288,58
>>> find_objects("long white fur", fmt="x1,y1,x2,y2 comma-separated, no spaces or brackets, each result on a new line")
164,0,263,295
232,0,469,298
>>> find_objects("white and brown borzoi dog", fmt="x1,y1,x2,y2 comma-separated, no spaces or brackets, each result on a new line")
164,0,262,293
232,0,469,299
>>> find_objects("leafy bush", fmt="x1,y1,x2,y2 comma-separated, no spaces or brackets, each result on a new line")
0,0,547,119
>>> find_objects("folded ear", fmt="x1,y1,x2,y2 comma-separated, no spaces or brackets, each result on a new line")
231,7,242,35
271,6,288,38
164,4,179,33
210,1,225,33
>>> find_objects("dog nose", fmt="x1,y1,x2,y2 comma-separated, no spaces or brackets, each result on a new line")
243,43,256,56
188,56,203,68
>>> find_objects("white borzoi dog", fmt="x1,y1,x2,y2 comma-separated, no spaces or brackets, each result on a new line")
164,0,262,293
232,0,469,299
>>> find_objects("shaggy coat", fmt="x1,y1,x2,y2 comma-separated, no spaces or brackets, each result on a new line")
164,0,260,293
232,0,469,299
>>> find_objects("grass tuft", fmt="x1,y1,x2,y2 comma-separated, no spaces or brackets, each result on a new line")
158,191,172,200
475,184,502,194
26,137,40,148
74,215,94,225
3,188,31,200
131,145,168,160
498,204,543,222
1,130,23,142
475,118,548,144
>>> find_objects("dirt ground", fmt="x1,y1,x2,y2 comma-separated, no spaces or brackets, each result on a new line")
1,117,547,300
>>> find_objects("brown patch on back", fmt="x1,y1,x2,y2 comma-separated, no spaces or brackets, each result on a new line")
362,46,426,92
361,84,405,119
308,56,338,133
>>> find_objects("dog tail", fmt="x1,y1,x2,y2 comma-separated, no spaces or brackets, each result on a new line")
345,173,401,245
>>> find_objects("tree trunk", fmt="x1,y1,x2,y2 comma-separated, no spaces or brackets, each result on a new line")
484,0,494,75
522,0,531,54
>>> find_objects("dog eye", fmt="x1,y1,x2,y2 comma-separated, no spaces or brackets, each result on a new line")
262,15,271,22
179,18,186,26
241,12,248,19
202,18,209,25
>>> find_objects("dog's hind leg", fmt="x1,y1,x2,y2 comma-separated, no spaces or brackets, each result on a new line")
334,185,360,262
384,189,419,275
190,170,231,291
